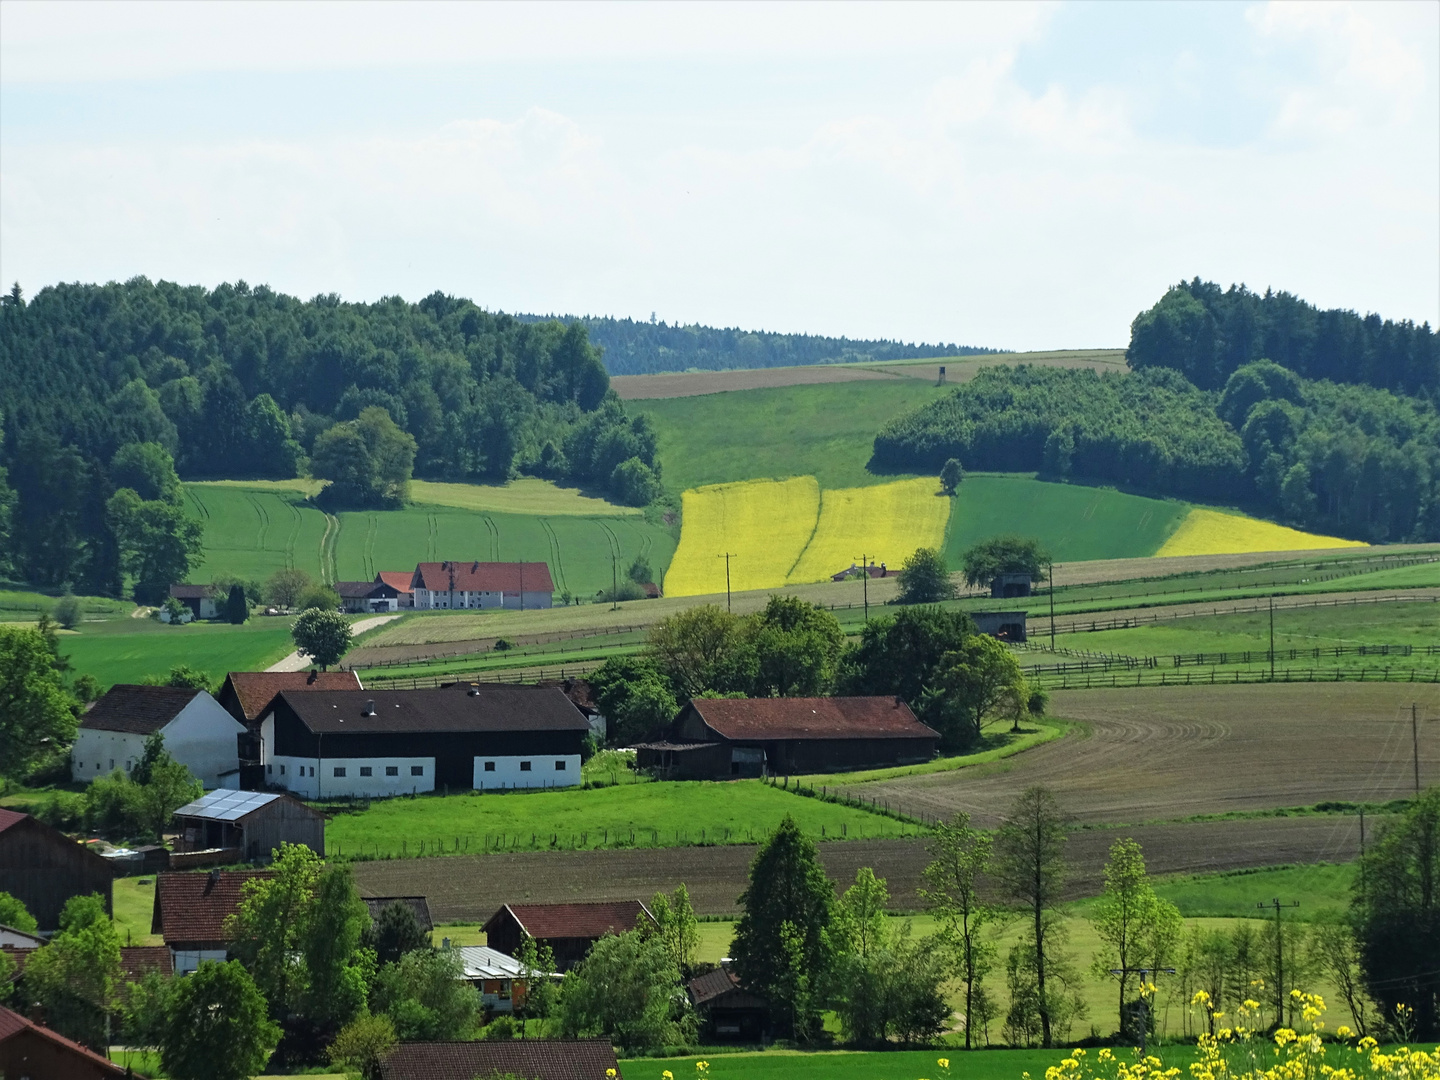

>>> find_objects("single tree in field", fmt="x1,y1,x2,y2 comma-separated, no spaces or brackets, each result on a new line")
960,535,1049,591
940,457,965,495
1090,837,1182,1039
225,583,249,624
896,547,957,604
731,816,836,1041
52,592,83,630
993,786,1069,1047
921,812,995,1050
291,608,352,670
160,960,280,1080
265,567,312,610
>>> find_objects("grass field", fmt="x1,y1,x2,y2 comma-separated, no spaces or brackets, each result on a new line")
113,875,162,946
1157,508,1367,557
410,477,640,516
58,617,297,688
324,780,923,858
0,587,134,623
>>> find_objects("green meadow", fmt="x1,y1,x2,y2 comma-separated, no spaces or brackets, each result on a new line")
57,617,297,689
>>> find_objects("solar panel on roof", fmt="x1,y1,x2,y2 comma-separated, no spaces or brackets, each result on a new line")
172,789,281,821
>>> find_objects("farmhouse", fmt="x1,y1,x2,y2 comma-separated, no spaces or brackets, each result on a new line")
335,578,404,613
217,670,363,786
411,560,554,610
0,1005,127,1078
171,789,326,860
972,610,1028,642
256,685,591,798
152,868,271,974
73,685,245,789
830,561,889,581
483,900,656,973
376,571,415,607
379,1040,621,1080
634,696,940,779
168,583,219,619
452,945,527,1013
0,809,113,931
689,967,771,1042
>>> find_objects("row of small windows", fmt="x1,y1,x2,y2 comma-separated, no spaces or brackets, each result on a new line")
481,760,567,772
333,765,424,778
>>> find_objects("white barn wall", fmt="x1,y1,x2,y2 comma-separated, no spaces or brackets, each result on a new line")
72,729,147,778
268,755,436,799
472,754,581,790
162,696,246,788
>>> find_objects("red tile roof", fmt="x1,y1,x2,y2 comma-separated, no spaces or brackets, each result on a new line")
689,696,938,741
120,945,174,980
486,900,654,941
277,685,589,736
79,684,203,734
379,1039,620,1080
413,561,554,595
0,1004,128,1074
220,670,363,722
152,870,273,945
376,571,414,594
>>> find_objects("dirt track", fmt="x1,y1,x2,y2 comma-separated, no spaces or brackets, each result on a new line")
841,683,1440,828
352,815,1368,921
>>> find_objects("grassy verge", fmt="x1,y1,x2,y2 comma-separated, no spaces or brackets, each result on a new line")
113,875,163,946
798,720,1067,786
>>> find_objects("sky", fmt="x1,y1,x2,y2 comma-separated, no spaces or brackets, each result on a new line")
1,0,1436,350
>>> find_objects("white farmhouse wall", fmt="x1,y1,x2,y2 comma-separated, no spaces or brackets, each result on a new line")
472,754,580,790
72,729,149,779
268,755,436,798
161,694,246,788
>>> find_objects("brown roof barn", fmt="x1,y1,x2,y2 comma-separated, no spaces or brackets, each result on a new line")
689,967,771,1042
635,696,939,779
152,869,272,952
0,1004,127,1078
379,1039,620,1080
218,670,363,725
80,684,206,735
171,789,326,860
484,900,655,972
0,809,113,931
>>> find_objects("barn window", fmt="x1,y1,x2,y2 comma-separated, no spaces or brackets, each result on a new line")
110,759,115,770
334,767,346,777
280,764,286,775
411,765,424,776
554,760,566,771
360,766,372,777
520,761,532,772
386,766,398,776
267,764,273,774
309,767,315,777
484,761,495,772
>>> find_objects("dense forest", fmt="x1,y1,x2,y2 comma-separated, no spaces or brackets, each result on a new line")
0,279,662,594
1128,278,1437,398
875,330,1440,543
517,313,989,374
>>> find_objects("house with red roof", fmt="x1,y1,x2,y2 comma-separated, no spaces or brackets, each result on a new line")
378,1039,620,1080
410,561,553,611
152,868,272,973
376,571,415,607
0,809,113,931
634,696,940,779
0,1004,126,1078
483,899,655,972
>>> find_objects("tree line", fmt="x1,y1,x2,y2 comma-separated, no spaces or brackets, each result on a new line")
518,312,989,375
0,278,666,592
1128,278,1437,398
872,362,1440,543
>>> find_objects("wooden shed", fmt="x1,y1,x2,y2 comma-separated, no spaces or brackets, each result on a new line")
483,900,655,973
971,610,1028,642
171,789,325,860
689,967,771,1041
0,809,112,931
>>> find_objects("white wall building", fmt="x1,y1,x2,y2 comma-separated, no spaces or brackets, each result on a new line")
74,685,245,789
410,560,554,610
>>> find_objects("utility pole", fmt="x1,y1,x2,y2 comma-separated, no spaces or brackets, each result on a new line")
611,553,619,611
1257,898,1299,1027
1359,808,1367,901
856,554,871,621
1049,559,1057,650
718,553,736,612
1269,597,1275,681
1414,702,1421,795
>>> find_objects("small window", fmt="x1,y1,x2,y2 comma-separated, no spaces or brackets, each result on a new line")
267,764,273,774
359,766,372,777
411,765,424,776
386,766,398,777
554,760,566,771
520,761,532,772
334,767,346,777
280,764,286,775
310,766,315,777
484,761,496,772
110,759,115,770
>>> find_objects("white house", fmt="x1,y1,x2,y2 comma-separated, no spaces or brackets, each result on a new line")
74,686,245,789
168,584,219,620
452,945,530,1013
410,561,554,611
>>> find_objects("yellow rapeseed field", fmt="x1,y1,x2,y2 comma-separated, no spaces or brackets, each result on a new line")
663,477,821,597
786,476,949,585
1156,508,1367,557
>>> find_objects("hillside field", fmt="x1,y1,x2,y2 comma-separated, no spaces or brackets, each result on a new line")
58,617,297,688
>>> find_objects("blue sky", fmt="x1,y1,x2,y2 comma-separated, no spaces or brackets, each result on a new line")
1,0,1435,349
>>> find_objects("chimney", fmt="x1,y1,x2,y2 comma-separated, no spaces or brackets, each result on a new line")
207,868,220,888
363,699,376,716
468,683,480,697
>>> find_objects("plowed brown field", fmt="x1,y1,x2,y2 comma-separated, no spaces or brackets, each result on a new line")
840,683,1440,828
351,815,1368,921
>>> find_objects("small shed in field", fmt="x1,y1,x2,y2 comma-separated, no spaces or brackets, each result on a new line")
483,900,655,972
689,967,771,1041
0,809,112,931
991,572,1033,599
971,610,1028,642
171,789,325,860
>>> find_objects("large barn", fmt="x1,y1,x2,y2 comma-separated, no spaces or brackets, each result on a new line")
635,696,939,779
411,561,554,611
0,810,113,931
256,685,592,798
73,685,245,789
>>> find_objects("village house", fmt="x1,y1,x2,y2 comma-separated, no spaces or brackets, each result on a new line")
0,1005,127,1078
379,1039,621,1080
255,684,591,798
334,578,404,613
410,560,554,610
0,809,113,931
73,685,245,789
167,583,219,619
171,789,326,860
216,670,363,787
634,696,940,780
483,900,655,973
375,571,415,607
452,945,527,1013
689,967,771,1042
152,868,271,974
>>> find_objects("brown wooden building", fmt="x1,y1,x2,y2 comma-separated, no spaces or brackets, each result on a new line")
379,1039,620,1080
0,1005,127,1078
634,696,940,779
0,809,112,931
483,900,655,972
689,967,771,1042
171,789,326,860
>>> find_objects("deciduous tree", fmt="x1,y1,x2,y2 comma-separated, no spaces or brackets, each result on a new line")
160,960,280,1080
291,608,352,670
23,893,123,1050
920,635,1030,752
896,547,956,603
922,812,995,1049
555,928,693,1053
960,535,1049,591
0,624,79,781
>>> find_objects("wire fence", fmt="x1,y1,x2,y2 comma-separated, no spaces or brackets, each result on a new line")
1020,640,1440,675
1032,665,1440,690
362,663,610,689
1036,592,1438,636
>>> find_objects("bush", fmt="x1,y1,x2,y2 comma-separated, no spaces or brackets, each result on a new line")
610,457,663,507
39,790,87,831
596,580,646,604
479,1014,518,1040
296,584,341,612
896,547,956,604
52,593,83,630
